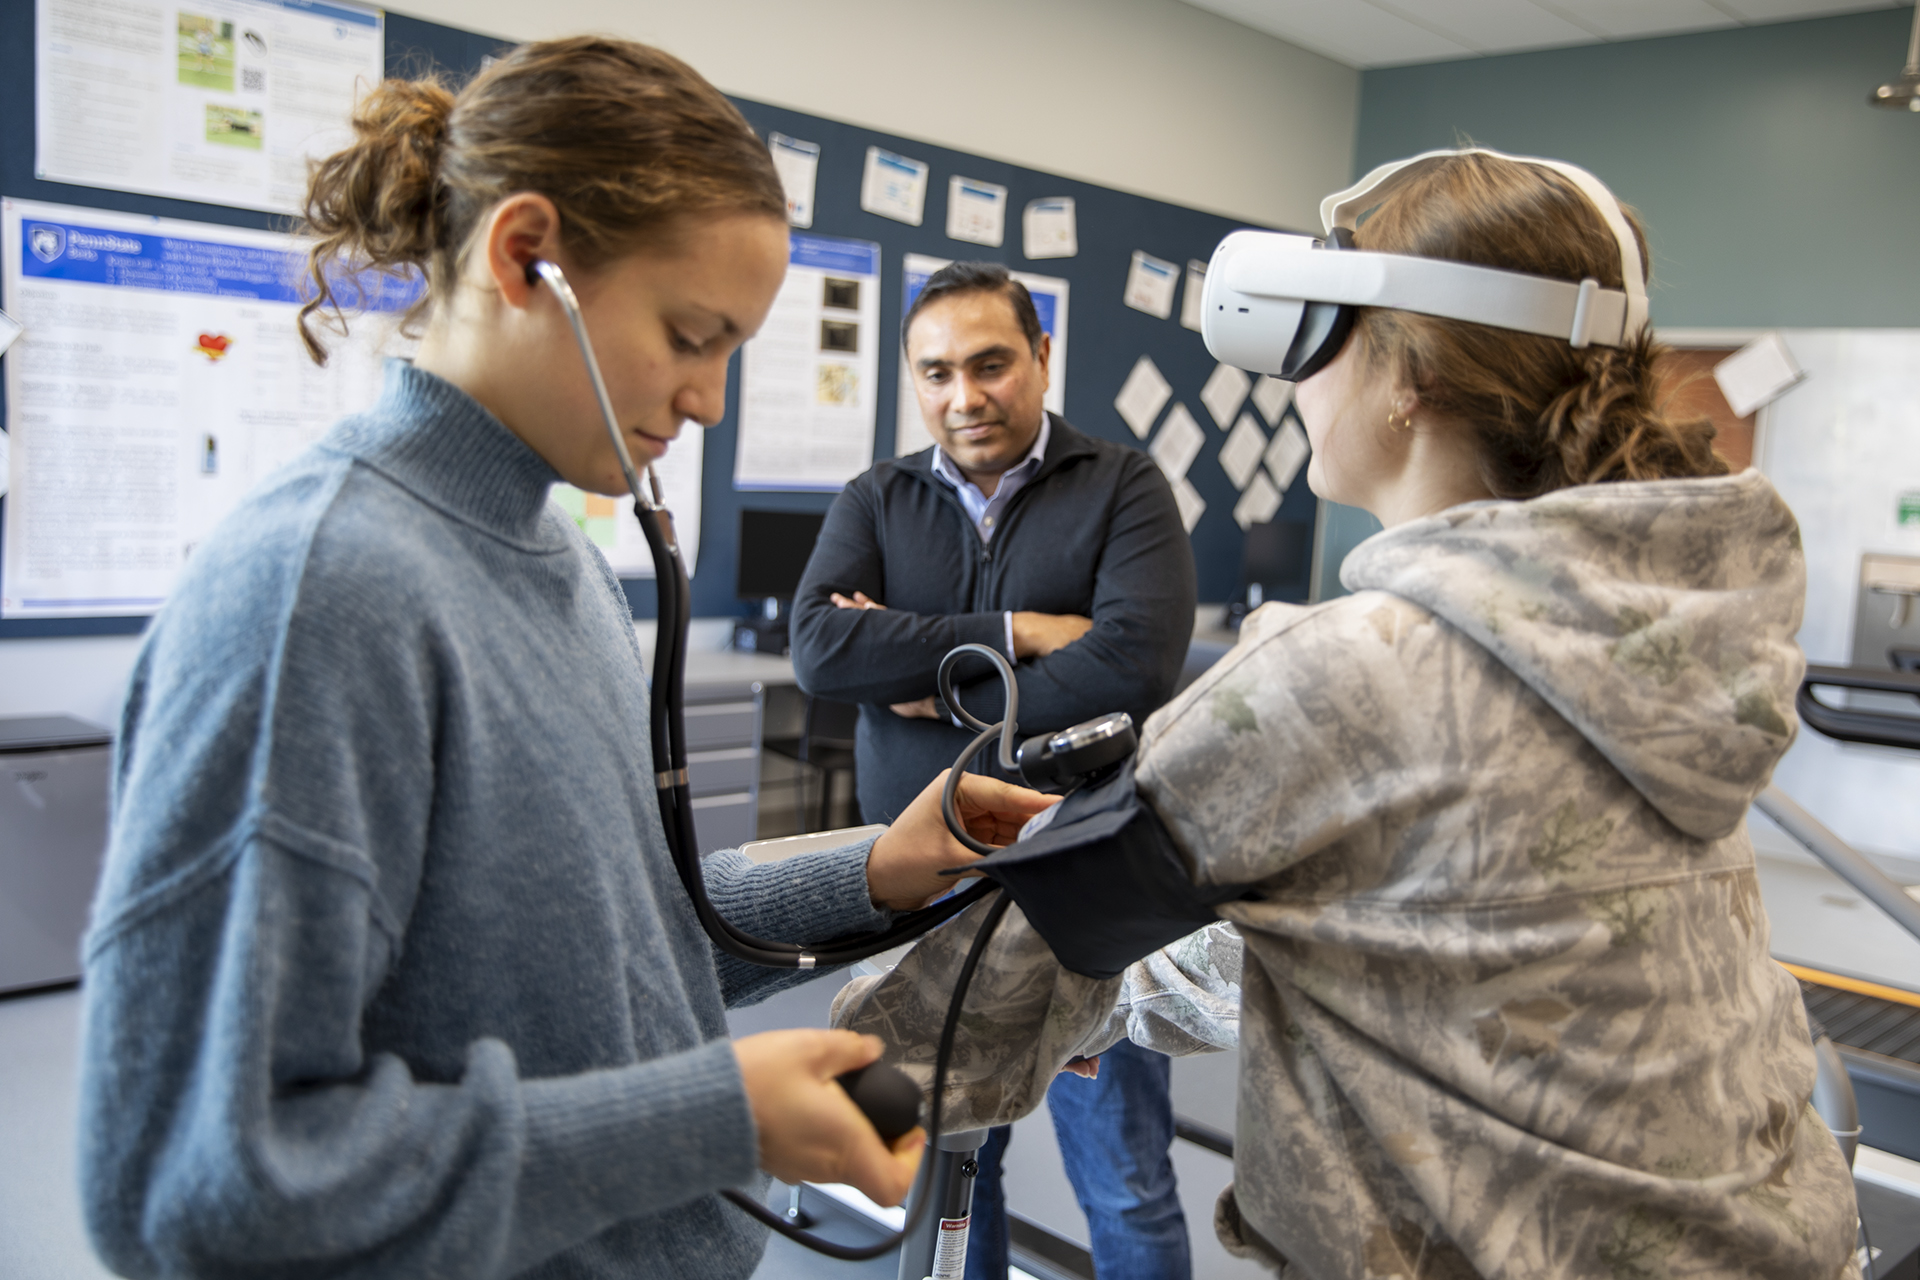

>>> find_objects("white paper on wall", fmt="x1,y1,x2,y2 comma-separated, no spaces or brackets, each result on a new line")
1200,361,1251,430
1113,355,1172,440
769,132,820,229
1123,250,1178,319
1265,417,1311,493
1149,402,1204,485
1022,198,1077,259
735,233,881,491
1714,332,1806,417
1179,259,1207,332
1171,474,1205,533
860,147,929,225
2,197,416,619
1233,471,1282,530
34,0,383,214
946,176,1007,247
1219,413,1267,491
1251,374,1292,425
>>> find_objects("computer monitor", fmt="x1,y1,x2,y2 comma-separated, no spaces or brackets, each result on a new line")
736,509,826,602
1240,518,1313,606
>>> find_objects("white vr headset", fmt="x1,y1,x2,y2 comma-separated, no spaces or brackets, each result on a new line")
1201,147,1650,381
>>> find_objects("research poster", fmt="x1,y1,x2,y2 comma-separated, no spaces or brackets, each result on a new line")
2,198,417,619
551,427,703,579
734,233,881,491
35,0,383,214
894,254,1069,458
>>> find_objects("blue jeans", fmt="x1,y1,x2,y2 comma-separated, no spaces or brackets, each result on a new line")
963,1038,1190,1280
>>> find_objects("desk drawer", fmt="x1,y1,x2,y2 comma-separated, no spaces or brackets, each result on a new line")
687,747,758,796
683,701,758,751
692,792,754,854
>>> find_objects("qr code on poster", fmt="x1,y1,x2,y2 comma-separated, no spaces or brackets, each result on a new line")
242,68,265,92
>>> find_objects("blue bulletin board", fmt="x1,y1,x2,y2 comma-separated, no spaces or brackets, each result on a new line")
0,7,1316,637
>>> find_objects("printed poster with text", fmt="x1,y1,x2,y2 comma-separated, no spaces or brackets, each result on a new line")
2,198,418,619
734,233,881,491
35,0,383,214
895,254,1069,459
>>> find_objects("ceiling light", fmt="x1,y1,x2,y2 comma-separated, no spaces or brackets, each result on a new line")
1868,3,1920,112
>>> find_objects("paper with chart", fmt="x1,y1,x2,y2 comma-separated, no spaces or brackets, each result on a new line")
735,233,881,490
861,147,929,226
2,198,418,619
946,176,1007,248
1180,259,1207,332
35,0,383,214
1022,198,1077,259
1123,250,1178,319
769,132,820,229
894,254,1069,458
552,427,702,578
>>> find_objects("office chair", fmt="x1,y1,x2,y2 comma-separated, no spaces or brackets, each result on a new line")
762,695,860,833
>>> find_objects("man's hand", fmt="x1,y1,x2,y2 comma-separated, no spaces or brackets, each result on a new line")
865,769,1057,909
1010,611,1093,658
828,594,940,719
734,1029,923,1207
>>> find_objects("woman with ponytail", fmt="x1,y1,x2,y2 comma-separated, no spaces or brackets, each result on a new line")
75,37,1046,1280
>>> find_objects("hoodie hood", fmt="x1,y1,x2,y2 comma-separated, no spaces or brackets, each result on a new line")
1341,470,1805,840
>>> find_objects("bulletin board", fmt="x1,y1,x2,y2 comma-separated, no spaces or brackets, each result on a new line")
0,5,1317,638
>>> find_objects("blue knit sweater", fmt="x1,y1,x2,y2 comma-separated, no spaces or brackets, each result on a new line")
78,362,892,1279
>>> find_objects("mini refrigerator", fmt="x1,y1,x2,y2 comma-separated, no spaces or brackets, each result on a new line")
0,715,111,994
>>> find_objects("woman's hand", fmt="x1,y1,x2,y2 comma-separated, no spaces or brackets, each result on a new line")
734,1029,923,1206
865,770,1058,910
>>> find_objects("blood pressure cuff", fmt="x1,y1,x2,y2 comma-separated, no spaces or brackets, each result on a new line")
967,758,1251,980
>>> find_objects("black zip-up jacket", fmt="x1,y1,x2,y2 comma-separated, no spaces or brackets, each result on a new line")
790,414,1197,823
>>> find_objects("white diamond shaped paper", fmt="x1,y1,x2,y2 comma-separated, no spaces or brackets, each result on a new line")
1171,475,1206,533
1114,355,1172,440
1149,402,1204,484
1250,375,1293,425
1199,362,1251,430
1232,471,1282,530
1219,413,1267,491
1265,418,1310,493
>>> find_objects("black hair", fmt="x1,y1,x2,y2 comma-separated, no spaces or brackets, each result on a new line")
901,262,1043,355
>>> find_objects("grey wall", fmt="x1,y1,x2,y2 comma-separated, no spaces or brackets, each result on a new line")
1315,6,1920,600
1355,8,1920,330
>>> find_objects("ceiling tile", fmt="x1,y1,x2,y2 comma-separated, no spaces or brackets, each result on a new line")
1711,0,1899,20
1540,0,1740,38
1183,0,1478,65
1375,0,1599,51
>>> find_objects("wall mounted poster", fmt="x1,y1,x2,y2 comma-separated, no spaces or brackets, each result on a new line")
894,254,1070,458
2,198,416,619
35,0,383,214
734,233,881,491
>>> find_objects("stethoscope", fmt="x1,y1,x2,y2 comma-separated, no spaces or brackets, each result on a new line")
529,258,1011,1261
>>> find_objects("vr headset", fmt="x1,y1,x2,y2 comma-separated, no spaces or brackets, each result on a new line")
1200,147,1651,381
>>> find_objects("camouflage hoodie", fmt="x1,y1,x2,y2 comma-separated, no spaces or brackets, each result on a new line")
835,470,1859,1279
1137,469,1857,1279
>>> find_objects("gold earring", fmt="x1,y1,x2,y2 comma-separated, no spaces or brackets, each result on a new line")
1386,408,1412,432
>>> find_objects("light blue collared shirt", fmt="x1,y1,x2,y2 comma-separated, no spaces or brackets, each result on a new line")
929,412,1050,658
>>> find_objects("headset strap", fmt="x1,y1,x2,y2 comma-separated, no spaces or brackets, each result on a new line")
1318,147,1649,343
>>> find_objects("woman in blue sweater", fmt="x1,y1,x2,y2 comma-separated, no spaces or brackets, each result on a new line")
76,37,1046,1279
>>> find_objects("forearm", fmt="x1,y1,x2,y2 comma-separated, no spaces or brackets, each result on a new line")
790,599,1007,704
704,839,896,1007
